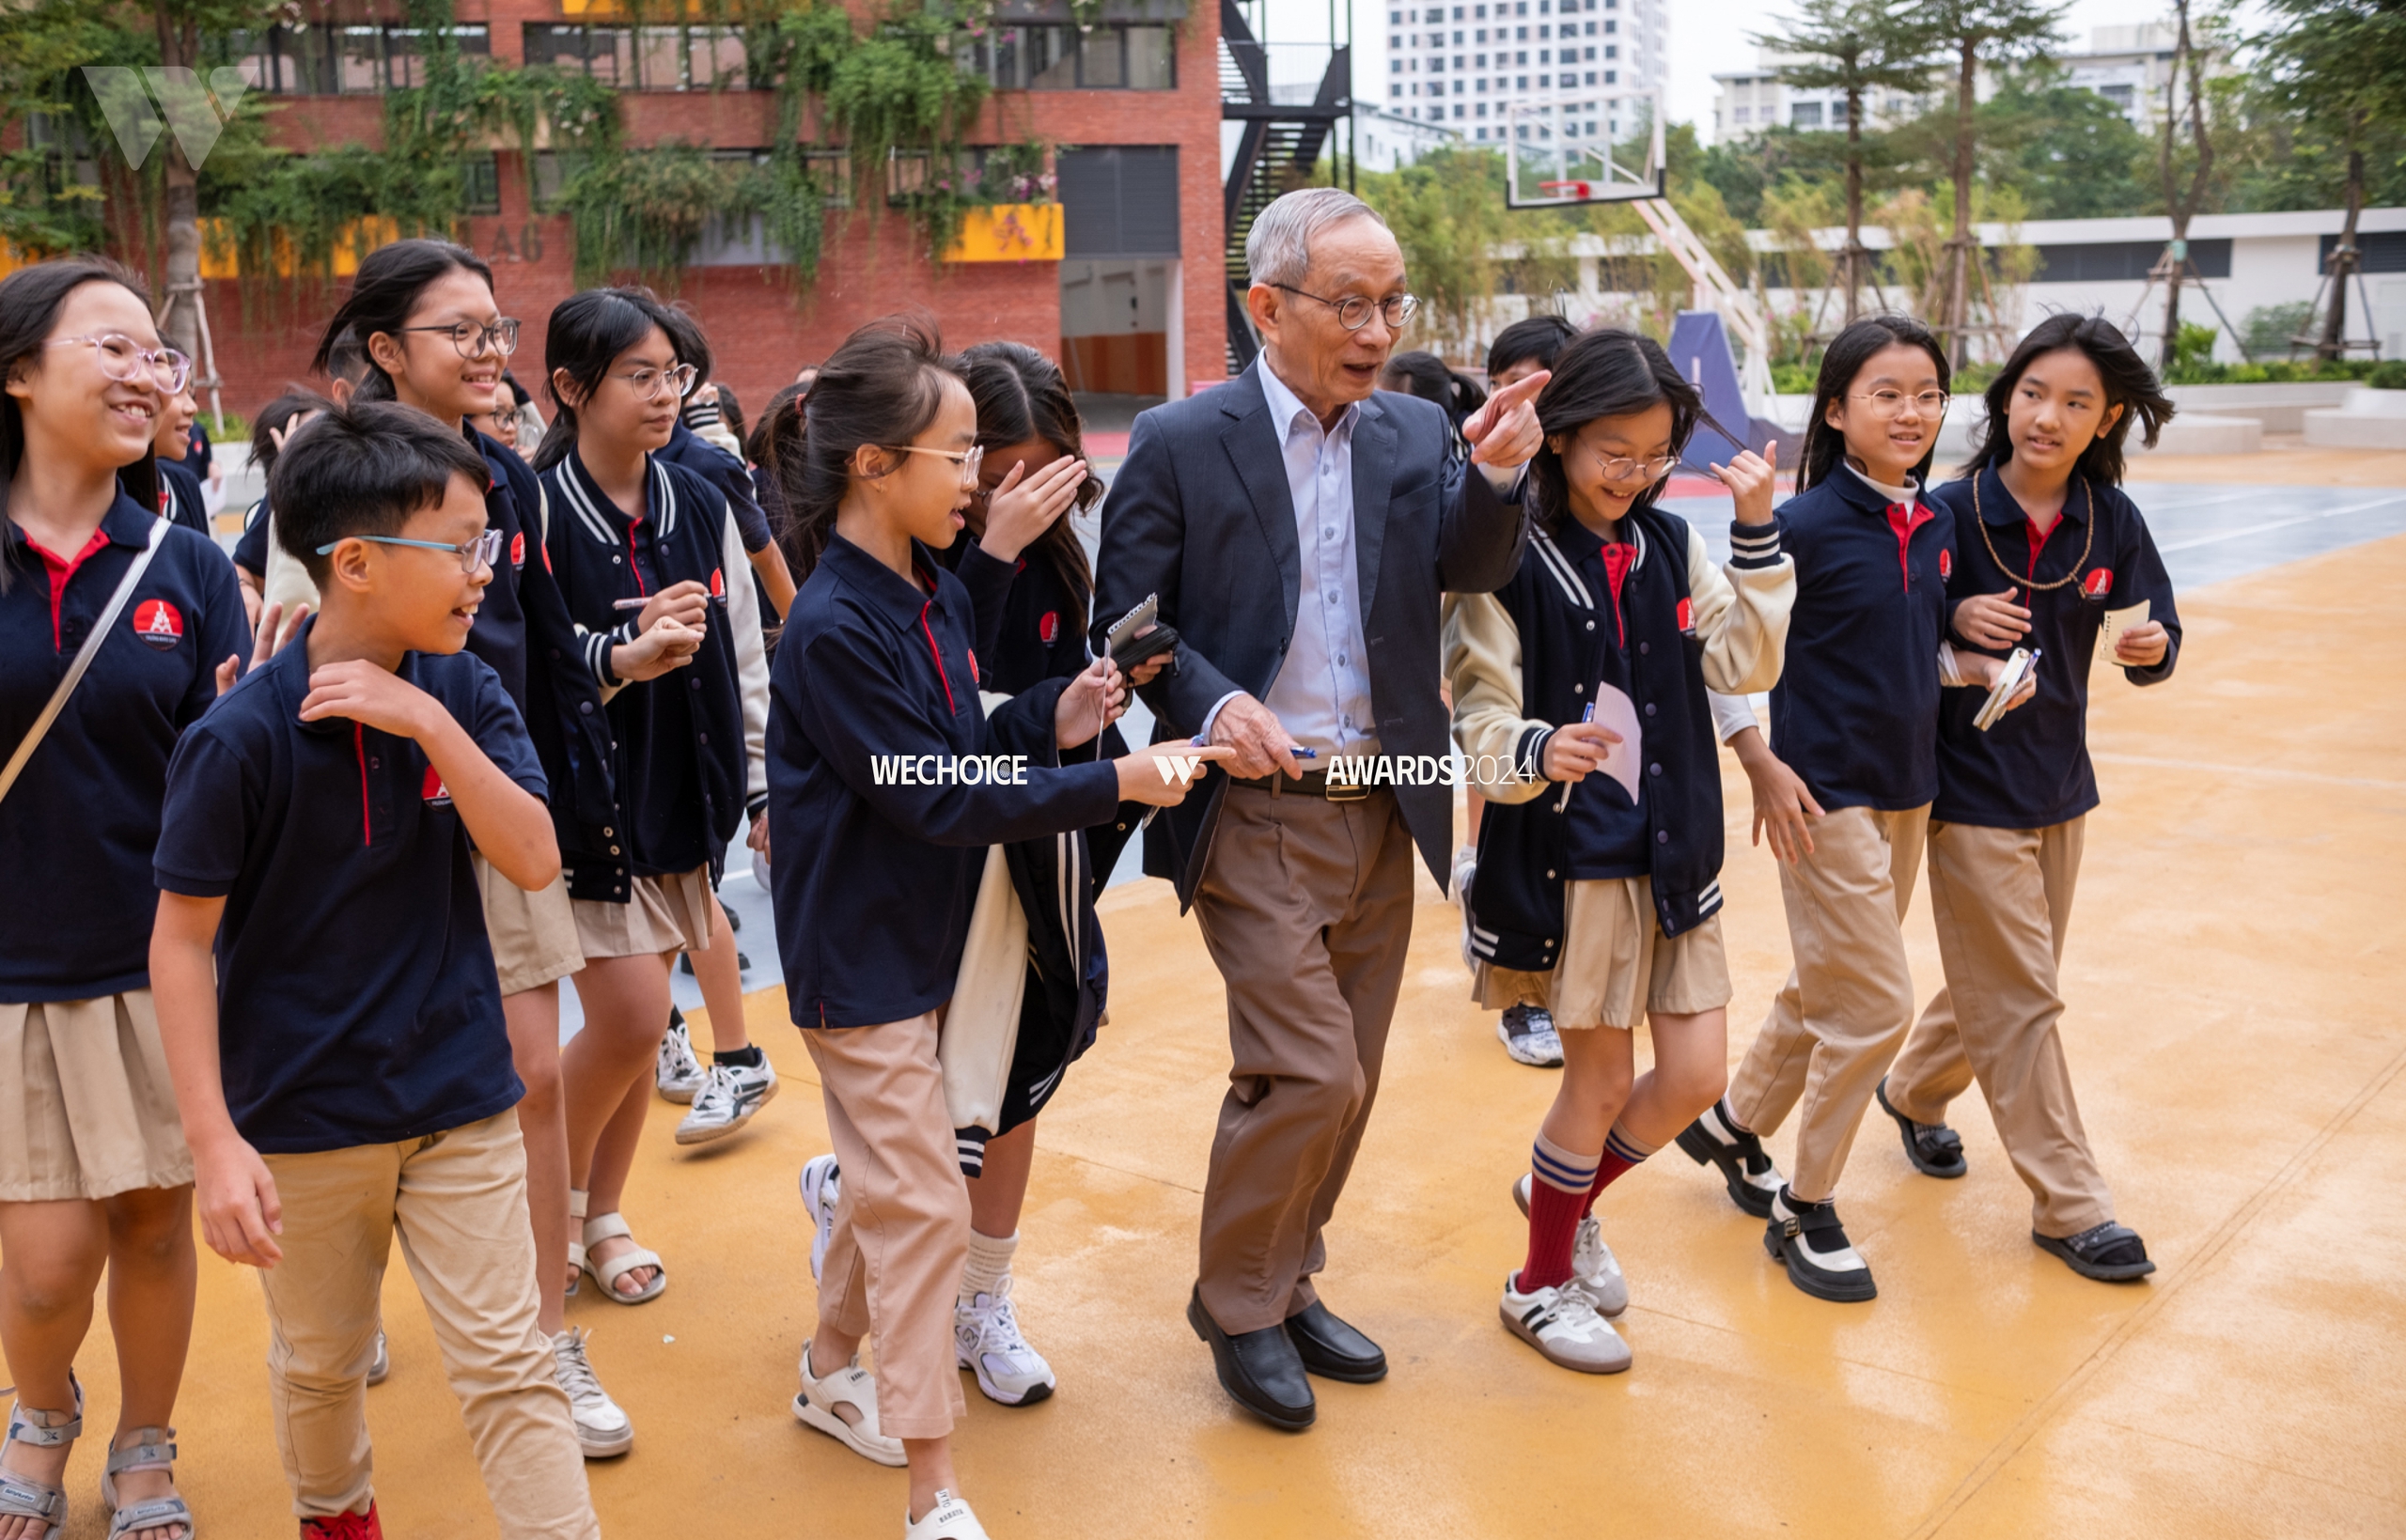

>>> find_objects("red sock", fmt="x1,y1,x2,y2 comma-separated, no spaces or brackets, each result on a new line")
1517,1137,1601,1293
1581,1124,1660,1218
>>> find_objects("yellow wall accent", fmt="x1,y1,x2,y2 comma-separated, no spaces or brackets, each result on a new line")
193,216,403,279
944,203,1063,264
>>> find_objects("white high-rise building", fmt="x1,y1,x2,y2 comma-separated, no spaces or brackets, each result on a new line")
1375,0,1667,146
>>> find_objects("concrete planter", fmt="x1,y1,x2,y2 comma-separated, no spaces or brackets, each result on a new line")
2304,387,2406,450
2164,381,2358,433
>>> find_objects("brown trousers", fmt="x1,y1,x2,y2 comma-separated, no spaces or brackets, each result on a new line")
1887,817,2115,1237
1728,803,1929,1203
258,1110,597,1536
805,1011,972,1440
1192,786,1415,1333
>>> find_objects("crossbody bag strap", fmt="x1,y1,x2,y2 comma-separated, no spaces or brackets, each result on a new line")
0,512,171,806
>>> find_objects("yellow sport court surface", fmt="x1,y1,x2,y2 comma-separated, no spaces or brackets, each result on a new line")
32,443,2406,1536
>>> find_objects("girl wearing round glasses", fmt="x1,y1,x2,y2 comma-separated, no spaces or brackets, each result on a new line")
1444,328,1791,1375
531,290,769,1389
0,257,273,1540
309,240,622,1451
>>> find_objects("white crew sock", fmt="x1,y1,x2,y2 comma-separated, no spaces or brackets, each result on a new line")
961,1229,1018,1301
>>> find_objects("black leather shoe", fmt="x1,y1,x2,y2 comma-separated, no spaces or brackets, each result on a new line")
1188,1287,1315,1431
1284,1300,1387,1383
1877,1078,1967,1179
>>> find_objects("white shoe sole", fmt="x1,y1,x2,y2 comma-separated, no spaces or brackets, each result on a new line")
790,1392,906,1467
1499,1297,1632,1374
657,1081,700,1105
574,1420,633,1459
960,1352,1055,1408
674,1077,780,1145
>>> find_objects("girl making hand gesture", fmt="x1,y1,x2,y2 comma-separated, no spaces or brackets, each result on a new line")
1445,329,1793,1374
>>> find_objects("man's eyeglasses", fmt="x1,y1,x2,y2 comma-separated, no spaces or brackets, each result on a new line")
1270,285,1420,333
1591,448,1682,484
46,334,193,395
396,319,522,359
316,529,505,574
883,443,985,487
1850,389,1949,417
613,363,698,401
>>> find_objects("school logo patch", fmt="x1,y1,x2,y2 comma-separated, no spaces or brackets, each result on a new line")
1939,549,1953,580
710,568,726,599
1039,610,1059,645
510,531,526,569
1675,597,1695,633
132,599,183,649
422,765,452,807
2083,568,2114,599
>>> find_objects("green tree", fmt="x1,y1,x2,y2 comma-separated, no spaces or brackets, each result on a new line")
2154,0,2222,366
1757,0,1935,324
2254,0,2406,359
1976,68,2151,219
1916,0,2067,364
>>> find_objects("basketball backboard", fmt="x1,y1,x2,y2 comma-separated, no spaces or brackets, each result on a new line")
1502,91,1665,210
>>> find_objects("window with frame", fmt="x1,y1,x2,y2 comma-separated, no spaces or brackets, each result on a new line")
956,23,1175,88
218,23,488,93
523,23,745,88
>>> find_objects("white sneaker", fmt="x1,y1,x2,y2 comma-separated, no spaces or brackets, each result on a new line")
1496,1003,1565,1067
676,1056,780,1145
793,1341,904,1467
1499,1271,1632,1374
656,1008,705,1103
955,1279,1055,1407
904,1489,992,1540
367,1328,390,1386
551,1327,633,1458
1510,1174,1629,1316
800,1154,841,1283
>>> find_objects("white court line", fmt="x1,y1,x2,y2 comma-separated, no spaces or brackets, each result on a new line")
2153,492,2406,553
2090,751,2406,793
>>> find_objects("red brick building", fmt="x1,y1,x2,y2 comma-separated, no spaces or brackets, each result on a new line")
201,0,1226,422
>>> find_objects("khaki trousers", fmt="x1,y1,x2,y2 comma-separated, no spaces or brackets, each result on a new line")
1887,817,2114,1237
1192,786,1415,1333
258,1110,596,1536
805,1011,971,1440
1728,803,1929,1203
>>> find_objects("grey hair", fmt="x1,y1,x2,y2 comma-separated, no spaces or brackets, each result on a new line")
1244,188,1387,289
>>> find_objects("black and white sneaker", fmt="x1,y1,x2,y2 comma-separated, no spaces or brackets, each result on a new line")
1676,1099,1786,1218
2034,1221,2156,1283
1876,1078,1967,1178
675,1056,779,1145
1764,1187,1877,1302
1496,1003,1564,1067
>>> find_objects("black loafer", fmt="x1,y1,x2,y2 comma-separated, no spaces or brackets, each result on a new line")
1876,1079,1967,1179
1285,1300,1387,1383
1188,1287,1315,1430
2035,1222,2157,1283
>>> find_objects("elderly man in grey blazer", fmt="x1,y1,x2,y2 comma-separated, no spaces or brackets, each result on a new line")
1093,187,1547,1431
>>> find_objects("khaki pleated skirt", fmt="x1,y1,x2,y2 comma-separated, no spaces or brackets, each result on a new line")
570,865,714,960
0,989,194,1201
1474,876,1732,1032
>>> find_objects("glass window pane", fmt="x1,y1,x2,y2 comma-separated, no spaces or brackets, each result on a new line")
805,149,851,208
457,24,490,54
1079,26,1123,86
992,26,1023,87
696,26,745,86
385,28,422,89
1029,25,1076,89
336,26,381,93
638,26,682,87
1125,25,1173,88
462,152,501,214
598,27,635,86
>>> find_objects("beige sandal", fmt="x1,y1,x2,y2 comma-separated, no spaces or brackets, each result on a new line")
101,1427,195,1540
578,1206,666,1304
0,1374,83,1540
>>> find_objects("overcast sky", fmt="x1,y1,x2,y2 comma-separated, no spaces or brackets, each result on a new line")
1254,0,2241,140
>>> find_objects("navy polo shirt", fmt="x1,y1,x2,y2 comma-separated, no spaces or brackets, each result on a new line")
661,421,772,554
2,497,247,1002
1768,471,1957,812
233,495,271,577
768,534,1120,1029
464,426,538,714
151,624,539,1153
1930,468,2182,829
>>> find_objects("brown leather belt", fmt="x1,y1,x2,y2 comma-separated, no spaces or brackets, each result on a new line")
1228,769,1372,801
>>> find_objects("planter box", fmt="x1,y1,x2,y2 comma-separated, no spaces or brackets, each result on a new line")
945,204,1063,263
2304,388,2406,449
2165,381,2358,433
2137,413,2263,456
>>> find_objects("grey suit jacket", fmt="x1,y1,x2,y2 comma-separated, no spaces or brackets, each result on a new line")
1091,361,1529,908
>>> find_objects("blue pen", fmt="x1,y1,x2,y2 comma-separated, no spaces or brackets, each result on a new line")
1581,703,1596,723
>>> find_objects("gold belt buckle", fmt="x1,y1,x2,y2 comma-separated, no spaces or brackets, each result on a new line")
1322,777,1369,802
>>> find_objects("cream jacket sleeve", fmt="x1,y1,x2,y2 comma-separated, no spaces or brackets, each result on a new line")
1442,591,1556,807
724,504,771,807
1685,521,1794,696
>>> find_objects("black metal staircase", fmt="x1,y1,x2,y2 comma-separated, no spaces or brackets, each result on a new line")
1220,0,1350,372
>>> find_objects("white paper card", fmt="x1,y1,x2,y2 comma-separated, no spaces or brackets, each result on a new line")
1589,682,1644,802
2096,599,2151,661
